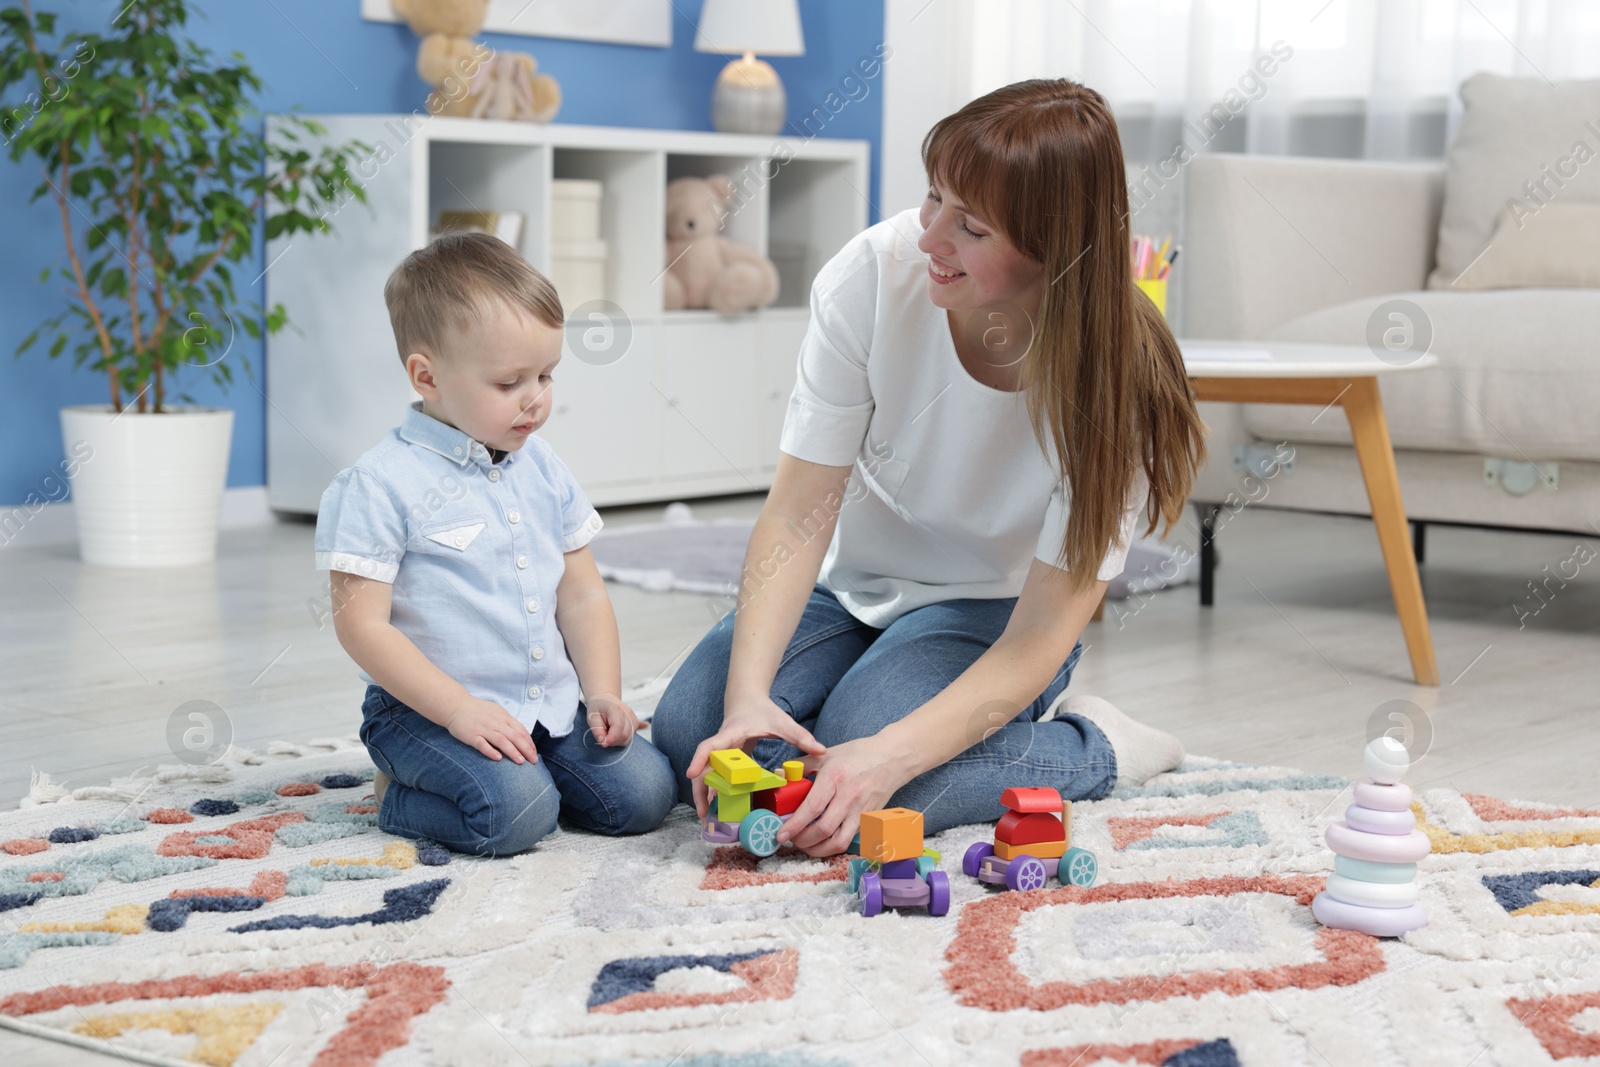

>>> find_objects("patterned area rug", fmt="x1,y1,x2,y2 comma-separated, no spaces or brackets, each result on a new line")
3,743,1599,1067
588,503,1196,602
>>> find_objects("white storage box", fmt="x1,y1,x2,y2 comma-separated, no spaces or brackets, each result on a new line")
551,179,603,243
550,238,609,311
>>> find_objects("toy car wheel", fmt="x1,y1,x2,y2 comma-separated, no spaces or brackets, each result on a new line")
1062,847,1098,887
859,871,883,917
926,870,950,917
962,842,994,878
1005,856,1048,892
846,857,868,893
916,855,936,880
738,809,784,857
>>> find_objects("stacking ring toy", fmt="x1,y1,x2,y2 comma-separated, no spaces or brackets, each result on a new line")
1324,873,1419,908
1353,781,1412,812
1364,737,1411,785
1312,892,1428,937
1335,855,1417,884
1344,804,1417,836
1325,822,1431,863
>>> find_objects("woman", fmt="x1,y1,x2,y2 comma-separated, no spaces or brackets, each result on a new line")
651,79,1207,857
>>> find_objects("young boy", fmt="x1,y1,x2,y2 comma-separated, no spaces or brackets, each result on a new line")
315,232,676,856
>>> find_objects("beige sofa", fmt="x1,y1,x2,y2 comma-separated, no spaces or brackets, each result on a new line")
1180,92,1600,590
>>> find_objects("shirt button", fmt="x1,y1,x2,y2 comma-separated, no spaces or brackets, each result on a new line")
516,555,528,569
588,515,601,530
527,685,541,699
531,645,544,660
526,597,540,612
508,510,521,524
453,534,465,547
335,555,349,568
453,446,464,456
488,469,501,482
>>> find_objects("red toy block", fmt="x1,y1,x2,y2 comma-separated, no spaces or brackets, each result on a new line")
996,809,1065,847
754,778,812,816
1000,786,1064,813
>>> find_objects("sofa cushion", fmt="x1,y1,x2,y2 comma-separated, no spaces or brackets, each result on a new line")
1452,202,1600,289
1241,289,1600,462
1427,73,1600,289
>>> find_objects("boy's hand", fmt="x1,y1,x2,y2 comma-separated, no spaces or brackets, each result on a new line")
444,695,540,763
584,694,638,747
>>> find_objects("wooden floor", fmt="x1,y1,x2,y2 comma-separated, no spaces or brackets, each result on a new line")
4,496,1597,809
2,496,1597,1063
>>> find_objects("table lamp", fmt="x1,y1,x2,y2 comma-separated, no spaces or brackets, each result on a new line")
694,0,804,135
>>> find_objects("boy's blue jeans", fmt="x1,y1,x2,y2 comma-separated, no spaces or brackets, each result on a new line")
360,685,677,856
651,585,1118,837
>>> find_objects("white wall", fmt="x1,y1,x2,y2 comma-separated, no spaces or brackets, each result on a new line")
883,1,1099,219
880,0,973,218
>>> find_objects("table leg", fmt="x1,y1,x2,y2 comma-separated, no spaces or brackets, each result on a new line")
1341,379,1439,685
1196,502,1220,607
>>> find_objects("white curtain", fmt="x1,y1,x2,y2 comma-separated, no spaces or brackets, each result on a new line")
956,0,1600,155
883,0,1600,323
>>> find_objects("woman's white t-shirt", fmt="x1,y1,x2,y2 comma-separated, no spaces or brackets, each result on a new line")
778,208,1148,628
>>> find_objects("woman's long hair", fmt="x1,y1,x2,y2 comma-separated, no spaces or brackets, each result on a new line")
922,78,1207,592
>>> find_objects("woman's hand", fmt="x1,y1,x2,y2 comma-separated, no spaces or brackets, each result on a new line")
777,736,912,857
684,694,826,819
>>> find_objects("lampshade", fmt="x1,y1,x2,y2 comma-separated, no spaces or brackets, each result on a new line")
694,0,804,57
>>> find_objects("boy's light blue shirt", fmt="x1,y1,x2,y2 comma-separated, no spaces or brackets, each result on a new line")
314,403,604,736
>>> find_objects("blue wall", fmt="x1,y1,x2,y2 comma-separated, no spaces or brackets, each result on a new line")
0,0,885,506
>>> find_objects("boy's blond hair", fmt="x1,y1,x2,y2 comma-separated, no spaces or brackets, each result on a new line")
384,232,563,364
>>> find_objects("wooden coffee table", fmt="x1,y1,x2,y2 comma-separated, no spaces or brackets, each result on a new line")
1182,341,1441,686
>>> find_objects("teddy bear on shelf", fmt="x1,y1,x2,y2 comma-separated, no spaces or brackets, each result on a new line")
391,0,561,122
663,175,780,315
466,53,560,122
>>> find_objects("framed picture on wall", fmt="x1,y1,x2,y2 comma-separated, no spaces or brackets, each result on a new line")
360,0,671,48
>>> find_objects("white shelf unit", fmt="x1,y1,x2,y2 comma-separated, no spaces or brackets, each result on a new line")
264,116,870,513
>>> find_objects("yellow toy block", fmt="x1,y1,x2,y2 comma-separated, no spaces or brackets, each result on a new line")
709,749,762,786
996,838,1067,862
782,760,805,782
860,808,923,864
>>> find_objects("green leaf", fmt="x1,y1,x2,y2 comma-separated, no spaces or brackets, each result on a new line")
5,0,365,397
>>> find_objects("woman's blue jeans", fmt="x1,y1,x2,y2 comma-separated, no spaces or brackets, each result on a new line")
650,585,1117,836
359,685,677,856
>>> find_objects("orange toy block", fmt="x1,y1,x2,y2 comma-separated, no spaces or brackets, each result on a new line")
996,809,1065,847
859,808,923,864
995,838,1067,862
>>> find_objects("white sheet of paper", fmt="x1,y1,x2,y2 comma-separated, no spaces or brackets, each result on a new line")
1183,346,1275,362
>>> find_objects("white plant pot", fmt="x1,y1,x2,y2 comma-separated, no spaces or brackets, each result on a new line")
60,405,235,567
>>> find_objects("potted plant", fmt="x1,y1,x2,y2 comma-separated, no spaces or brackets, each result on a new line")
0,0,369,565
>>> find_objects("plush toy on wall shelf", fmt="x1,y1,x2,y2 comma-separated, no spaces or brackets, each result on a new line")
663,175,780,314
467,53,560,122
391,0,561,122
